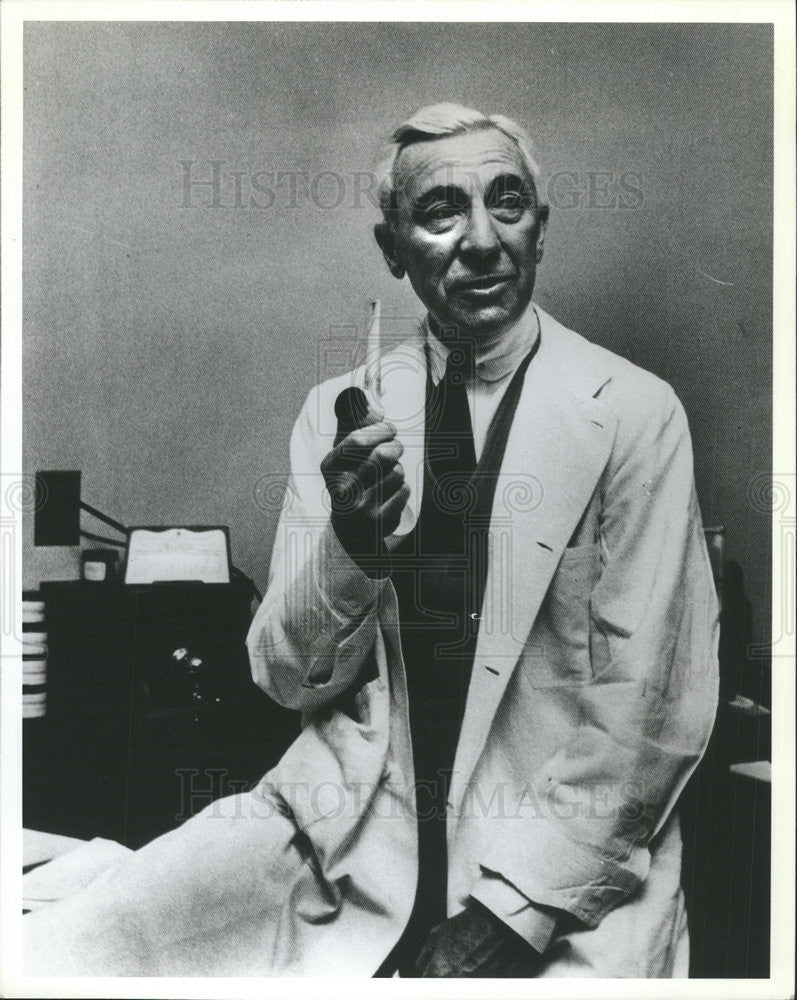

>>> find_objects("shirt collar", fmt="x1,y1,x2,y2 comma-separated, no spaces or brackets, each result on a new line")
424,302,541,385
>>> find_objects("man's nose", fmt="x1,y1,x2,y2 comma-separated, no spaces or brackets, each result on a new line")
460,201,500,259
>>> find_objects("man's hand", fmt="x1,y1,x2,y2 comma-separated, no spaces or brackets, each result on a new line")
320,420,410,575
413,902,544,978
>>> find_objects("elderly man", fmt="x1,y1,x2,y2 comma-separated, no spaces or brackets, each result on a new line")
246,102,719,977
24,104,718,979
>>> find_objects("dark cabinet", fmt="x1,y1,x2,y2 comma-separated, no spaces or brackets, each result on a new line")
24,581,298,849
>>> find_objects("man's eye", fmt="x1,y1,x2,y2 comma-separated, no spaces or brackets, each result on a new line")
490,193,526,217
496,193,522,208
424,204,461,224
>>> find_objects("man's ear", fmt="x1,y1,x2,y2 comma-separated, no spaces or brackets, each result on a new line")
374,221,406,279
535,205,549,263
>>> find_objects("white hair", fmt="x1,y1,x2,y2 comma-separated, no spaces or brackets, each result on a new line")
375,102,547,224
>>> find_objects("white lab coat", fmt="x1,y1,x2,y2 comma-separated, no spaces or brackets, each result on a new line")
24,306,719,978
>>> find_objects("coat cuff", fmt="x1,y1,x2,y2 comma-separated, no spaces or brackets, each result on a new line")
314,522,384,621
470,869,559,954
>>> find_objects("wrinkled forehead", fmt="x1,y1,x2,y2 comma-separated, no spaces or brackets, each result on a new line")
392,127,533,211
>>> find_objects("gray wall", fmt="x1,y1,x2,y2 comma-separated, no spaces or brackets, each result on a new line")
23,22,773,648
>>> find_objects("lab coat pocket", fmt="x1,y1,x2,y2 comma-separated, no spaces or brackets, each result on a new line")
523,542,600,688
588,587,636,684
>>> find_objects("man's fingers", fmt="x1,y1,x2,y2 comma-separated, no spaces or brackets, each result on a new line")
356,470,407,525
327,453,402,508
353,441,403,491
363,464,404,502
327,442,402,499
322,426,401,485
328,422,397,465
377,482,411,536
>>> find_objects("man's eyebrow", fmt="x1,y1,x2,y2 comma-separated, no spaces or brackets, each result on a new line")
485,172,535,193
411,184,467,209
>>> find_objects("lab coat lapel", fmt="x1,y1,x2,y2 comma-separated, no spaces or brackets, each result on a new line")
449,313,617,815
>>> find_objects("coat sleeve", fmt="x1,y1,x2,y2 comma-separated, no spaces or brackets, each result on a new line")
246,385,386,713
476,381,720,930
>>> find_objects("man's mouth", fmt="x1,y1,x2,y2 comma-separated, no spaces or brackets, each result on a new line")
454,275,515,298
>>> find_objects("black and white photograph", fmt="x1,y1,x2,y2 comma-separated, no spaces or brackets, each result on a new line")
1,2,794,995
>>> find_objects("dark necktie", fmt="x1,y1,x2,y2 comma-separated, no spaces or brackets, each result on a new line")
426,342,478,487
